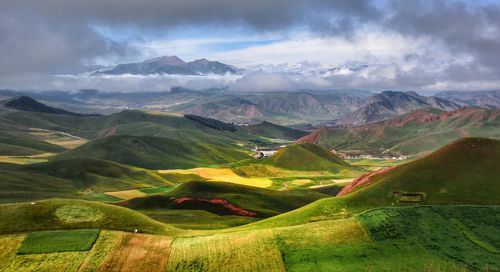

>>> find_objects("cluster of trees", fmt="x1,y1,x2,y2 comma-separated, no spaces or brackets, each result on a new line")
185,114,237,132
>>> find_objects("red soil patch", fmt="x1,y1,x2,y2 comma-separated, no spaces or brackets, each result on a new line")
337,166,396,197
171,197,257,217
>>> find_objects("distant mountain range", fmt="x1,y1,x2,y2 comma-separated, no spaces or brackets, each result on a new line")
343,91,461,125
296,107,500,156
170,90,462,126
1,89,498,126
436,90,500,109
96,56,239,76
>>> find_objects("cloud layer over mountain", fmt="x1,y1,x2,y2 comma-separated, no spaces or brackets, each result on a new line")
1,0,500,92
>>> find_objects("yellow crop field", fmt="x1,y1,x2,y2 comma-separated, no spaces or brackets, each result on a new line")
0,152,53,164
105,189,147,200
78,231,123,272
290,179,312,186
98,233,172,272
0,234,87,271
166,229,285,272
309,178,353,189
160,168,273,188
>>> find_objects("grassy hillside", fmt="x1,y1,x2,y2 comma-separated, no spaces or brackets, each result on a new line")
0,107,264,151
52,135,250,169
343,137,500,208
265,143,357,172
0,157,178,203
119,181,328,218
244,121,308,140
0,199,178,235
1,206,496,271
0,170,79,203
0,136,66,156
24,158,171,192
297,107,500,156
358,206,500,271
244,138,500,229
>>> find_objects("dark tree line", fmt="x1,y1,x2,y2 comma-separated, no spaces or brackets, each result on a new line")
184,114,237,132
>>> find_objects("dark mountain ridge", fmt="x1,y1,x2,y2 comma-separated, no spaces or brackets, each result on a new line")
0,96,92,116
98,55,239,76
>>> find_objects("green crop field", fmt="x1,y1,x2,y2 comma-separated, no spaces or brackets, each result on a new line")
17,229,100,254
358,206,500,271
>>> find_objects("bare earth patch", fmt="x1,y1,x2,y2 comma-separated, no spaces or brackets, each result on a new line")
98,233,172,272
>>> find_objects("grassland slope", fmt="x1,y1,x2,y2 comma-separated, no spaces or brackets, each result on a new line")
52,135,250,169
119,181,328,217
0,199,178,235
242,138,500,229
343,137,500,207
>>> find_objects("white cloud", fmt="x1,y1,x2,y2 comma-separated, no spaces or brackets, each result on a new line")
211,31,430,67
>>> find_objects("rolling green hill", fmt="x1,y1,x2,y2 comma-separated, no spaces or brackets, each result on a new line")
244,121,308,140
24,158,171,191
297,107,500,156
119,181,328,218
0,158,174,203
0,170,79,203
0,135,66,156
0,104,264,151
342,137,500,208
0,199,178,235
265,143,357,172
52,135,250,169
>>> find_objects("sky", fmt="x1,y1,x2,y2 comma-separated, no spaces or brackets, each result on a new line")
1,0,500,92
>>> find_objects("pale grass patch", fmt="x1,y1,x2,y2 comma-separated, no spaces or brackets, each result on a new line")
272,218,371,250
105,190,147,200
29,128,88,148
308,178,353,189
144,110,183,117
290,179,312,186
